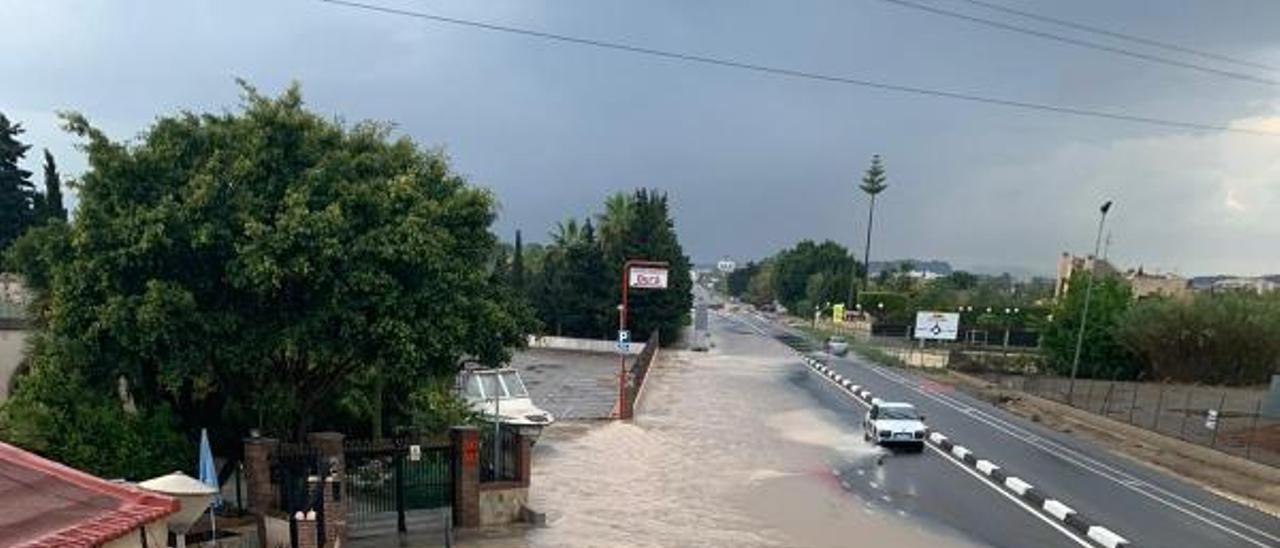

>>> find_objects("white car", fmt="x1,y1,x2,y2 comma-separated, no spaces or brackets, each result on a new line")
826,336,849,356
459,368,555,440
863,401,927,452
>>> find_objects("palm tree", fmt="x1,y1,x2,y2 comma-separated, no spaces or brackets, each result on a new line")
551,218,582,247
858,155,888,293
595,192,633,251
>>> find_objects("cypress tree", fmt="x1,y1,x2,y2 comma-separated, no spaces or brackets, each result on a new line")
42,149,67,222
0,113,37,250
512,229,525,293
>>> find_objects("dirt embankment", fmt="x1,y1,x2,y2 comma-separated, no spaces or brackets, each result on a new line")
931,370,1280,518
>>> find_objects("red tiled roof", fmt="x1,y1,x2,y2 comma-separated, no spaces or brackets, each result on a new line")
0,442,179,547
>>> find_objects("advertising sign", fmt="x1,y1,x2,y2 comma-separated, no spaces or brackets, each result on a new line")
914,311,960,340
629,267,669,289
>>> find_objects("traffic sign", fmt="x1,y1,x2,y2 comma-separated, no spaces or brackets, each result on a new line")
617,330,631,353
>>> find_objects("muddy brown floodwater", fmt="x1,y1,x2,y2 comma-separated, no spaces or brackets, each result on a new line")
464,336,983,548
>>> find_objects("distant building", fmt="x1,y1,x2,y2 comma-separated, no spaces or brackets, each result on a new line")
1211,277,1278,294
906,269,943,281
1126,267,1191,300
0,273,31,317
1054,252,1118,300
1,274,32,401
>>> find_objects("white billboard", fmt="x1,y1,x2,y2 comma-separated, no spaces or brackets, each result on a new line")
629,266,669,289
914,311,960,340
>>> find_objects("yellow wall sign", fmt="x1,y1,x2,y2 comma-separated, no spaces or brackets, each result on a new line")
832,304,846,323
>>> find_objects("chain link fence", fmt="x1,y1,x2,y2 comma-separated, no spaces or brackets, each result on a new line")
978,372,1279,467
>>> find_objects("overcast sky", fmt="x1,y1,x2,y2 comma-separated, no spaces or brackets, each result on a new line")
4,0,1279,276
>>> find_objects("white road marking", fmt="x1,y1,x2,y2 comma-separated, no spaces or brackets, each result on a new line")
849,359,1277,547
930,439,1093,548
789,347,1094,548
730,314,1261,547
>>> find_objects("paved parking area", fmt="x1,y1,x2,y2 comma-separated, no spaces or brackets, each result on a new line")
509,349,620,420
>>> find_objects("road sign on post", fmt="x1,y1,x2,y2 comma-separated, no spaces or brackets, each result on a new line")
629,266,669,289
618,260,670,420
617,330,631,353
914,311,960,340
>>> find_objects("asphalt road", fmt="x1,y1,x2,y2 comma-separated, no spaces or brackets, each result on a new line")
727,309,1280,548
709,312,1085,548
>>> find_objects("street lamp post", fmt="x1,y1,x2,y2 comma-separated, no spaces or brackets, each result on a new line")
1067,200,1113,404
1002,307,1020,356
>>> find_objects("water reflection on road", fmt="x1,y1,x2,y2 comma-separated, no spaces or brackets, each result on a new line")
492,336,981,548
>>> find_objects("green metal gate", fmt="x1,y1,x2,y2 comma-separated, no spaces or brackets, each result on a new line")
344,439,452,537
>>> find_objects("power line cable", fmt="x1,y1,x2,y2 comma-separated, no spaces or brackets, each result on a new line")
953,0,1279,72
877,0,1278,86
317,0,1280,137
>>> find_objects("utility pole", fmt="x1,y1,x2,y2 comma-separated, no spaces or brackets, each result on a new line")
1067,200,1113,403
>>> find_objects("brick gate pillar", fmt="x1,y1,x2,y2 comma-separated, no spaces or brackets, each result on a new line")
244,436,279,548
306,432,346,547
323,475,345,545
451,426,480,528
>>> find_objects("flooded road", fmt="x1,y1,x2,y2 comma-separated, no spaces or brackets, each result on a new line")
499,319,988,548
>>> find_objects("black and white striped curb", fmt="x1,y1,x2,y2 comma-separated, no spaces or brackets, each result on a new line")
782,342,1131,548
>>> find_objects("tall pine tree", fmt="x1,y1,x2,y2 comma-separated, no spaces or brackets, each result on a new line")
42,149,67,222
0,113,37,250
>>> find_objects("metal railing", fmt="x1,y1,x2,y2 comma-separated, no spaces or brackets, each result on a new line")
479,426,519,483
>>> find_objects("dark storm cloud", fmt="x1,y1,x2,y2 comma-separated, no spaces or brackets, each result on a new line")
4,0,1279,275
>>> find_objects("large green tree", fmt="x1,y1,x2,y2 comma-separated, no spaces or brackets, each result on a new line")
2,84,533,468
771,239,856,314
0,113,38,251
1117,292,1280,385
745,260,776,307
726,260,762,298
530,219,612,337
1041,271,1135,379
603,189,693,341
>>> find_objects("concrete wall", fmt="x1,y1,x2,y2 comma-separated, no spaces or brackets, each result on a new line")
526,335,645,356
478,486,528,526
0,327,30,400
